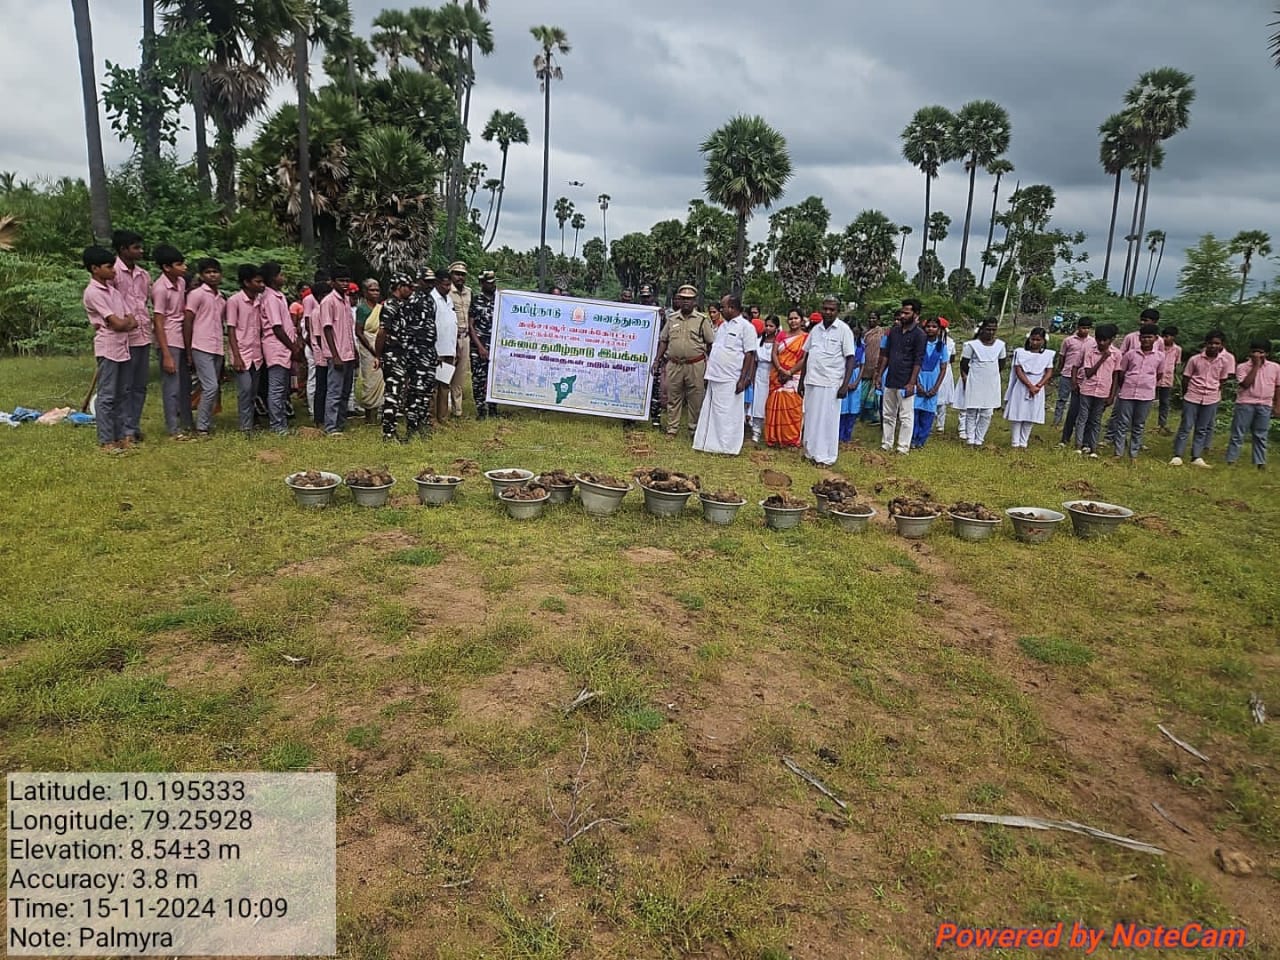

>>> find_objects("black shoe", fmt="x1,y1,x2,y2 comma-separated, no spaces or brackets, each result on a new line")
132,432,144,443
382,433,400,443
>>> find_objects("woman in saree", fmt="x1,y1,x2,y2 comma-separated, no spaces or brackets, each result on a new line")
765,309,807,447
355,279,385,421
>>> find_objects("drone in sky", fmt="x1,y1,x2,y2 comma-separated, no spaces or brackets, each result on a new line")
567,179,585,187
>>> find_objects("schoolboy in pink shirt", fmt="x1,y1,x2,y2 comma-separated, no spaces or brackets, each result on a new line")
1120,309,1164,355
303,275,328,426
1156,325,1181,433
1072,323,1119,457
110,230,151,442
259,263,299,435
1054,316,1093,438
226,263,265,437
183,258,226,436
83,246,137,451
1225,340,1280,469
151,244,192,438
320,266,357,435
1171,330,1235,467
1112,323,1161,459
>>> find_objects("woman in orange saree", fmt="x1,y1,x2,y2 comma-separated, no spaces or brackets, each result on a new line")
765,309,807,447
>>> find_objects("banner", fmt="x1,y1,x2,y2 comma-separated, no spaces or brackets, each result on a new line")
486,290,661,419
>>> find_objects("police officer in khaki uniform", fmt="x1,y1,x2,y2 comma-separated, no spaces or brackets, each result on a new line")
447,261,472,417
653,284,716,437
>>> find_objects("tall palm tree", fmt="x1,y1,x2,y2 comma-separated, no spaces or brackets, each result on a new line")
1121,67,1195,297
554,196,573,254
700,114,793,294
141,0,162,169
978,158,1013,288
439,1,493,257
598,193,610,247
162,0,306,210
1142,229,1165,295
480,109,528,250
928,211,950,254
1229,230,1272,303
570,211,586,258
1098,113,1140,287
1119,140,1165,300
465,161,486,210
898,224,912,270
951,99,1011,273
1148,229,1168,294
71,0,112,240
531,24,570,291
901,105,958,291
370,8,411,68
479,176,500,235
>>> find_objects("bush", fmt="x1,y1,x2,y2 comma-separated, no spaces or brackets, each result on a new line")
0,253,91,354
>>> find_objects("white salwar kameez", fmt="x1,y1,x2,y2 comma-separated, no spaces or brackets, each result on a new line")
801,384,840,465
693,380,747,455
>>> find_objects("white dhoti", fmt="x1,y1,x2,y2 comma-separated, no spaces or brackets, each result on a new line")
801,384,840,466
693,380,746,455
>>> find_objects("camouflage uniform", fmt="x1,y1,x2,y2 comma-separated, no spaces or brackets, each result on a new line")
379,295,408,441
469,289,497,418
402,290,439,436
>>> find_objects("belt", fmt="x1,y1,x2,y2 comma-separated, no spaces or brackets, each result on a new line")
668,355,705,365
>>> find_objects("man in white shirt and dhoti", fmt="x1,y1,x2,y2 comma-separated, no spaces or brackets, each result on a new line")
693,294,758,455
797,295,858,467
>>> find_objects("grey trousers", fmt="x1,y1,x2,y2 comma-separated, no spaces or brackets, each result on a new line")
95,358,128,446
159,346,194,435
1076,394,1108,451
325,361,355,433
234,364,262,434
1173,400,1219,460
1111,397,1153,458
191,349,222,433
266,365,290,434
1226,403,1271,466
1157,386,1173,428
1053,375,1072,424
123,344,150,439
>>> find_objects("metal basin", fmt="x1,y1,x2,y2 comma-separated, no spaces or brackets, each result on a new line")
415,476,462,506
1005,507,1065,544
285,472,341,508
1063,500,1134,539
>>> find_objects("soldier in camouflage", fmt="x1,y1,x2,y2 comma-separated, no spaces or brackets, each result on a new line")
468,270,498,419
402,275,440,439
375,274,414,442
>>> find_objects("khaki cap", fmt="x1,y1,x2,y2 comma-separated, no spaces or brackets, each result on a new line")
448,261,468,275
676,284,698,298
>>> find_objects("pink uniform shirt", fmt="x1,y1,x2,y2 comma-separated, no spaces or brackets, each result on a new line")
1076,343,1120,399
185,284,226,356
112,258,152,347
303,293,327,365
226,290,263,367
1182,350,1236,406
1117,347,1161,401
260,288,294,368
320,290,356,363
1235,359,1280,406
152,274,186,353
1121,330,1164,355
85,279,131,362
1059,333,1094,377
1157,343,1182,388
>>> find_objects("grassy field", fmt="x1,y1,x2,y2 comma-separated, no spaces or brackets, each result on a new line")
2,355,1277,959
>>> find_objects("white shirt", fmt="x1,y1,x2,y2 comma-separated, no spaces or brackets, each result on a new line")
432,289,457,357
704,315,758,383
802,320,857,388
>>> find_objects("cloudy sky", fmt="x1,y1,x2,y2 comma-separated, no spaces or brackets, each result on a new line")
3,0,1277,296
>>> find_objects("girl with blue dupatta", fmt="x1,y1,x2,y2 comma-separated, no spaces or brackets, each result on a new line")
910,316,951,448
838,334,866,442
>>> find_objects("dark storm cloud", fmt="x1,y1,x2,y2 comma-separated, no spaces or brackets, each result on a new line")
4,0,1277,293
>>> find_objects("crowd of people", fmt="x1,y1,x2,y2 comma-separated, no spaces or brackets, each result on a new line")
80,231,499,451
80,232,1279,471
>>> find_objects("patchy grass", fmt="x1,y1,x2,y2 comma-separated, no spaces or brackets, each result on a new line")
1,355,1277,958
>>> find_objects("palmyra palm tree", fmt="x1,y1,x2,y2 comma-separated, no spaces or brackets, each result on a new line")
480,109,528,250
901,105,958,291
1142,229,1166,295
531,24,570,290
951,99,1011,273
554,196,573,254
1229,230,1272,303
700,114,793,293
598,193,610,247
978,158,1013,289
570,211,586,258
71,0,111,239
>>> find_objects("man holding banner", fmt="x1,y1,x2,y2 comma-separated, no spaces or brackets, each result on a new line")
693,294,758,456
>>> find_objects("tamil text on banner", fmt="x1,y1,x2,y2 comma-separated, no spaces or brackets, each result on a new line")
486,291,661,419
